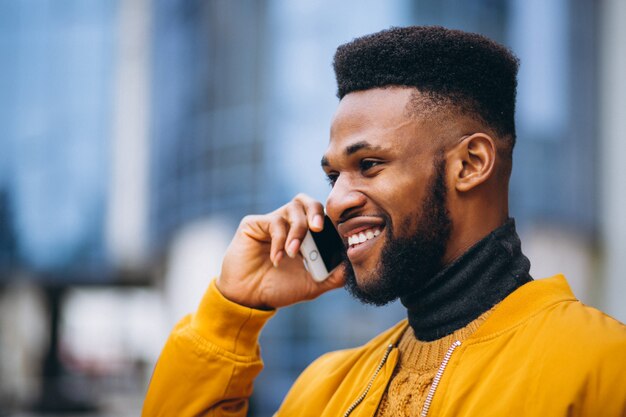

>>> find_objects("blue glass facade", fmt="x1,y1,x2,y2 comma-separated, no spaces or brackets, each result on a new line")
149,0,279,252
0,1,117,281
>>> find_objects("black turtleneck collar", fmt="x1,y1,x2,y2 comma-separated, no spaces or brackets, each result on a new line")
400,219,532,342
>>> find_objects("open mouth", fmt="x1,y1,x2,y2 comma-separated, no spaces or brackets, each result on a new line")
337,215,387,262
347,227,383,248
338,216,387,249
344,224,385,264
336,215,387,264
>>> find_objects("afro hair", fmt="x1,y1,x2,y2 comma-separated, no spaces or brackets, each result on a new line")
333,26,520,144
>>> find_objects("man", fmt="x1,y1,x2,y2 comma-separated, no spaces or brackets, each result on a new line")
142,26,626,416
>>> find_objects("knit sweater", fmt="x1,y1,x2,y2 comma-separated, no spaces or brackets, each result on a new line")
375,308,493,417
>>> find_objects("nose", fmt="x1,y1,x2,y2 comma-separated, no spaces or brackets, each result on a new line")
325,175,367,223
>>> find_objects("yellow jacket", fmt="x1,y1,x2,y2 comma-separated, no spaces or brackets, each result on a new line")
143,275,626,416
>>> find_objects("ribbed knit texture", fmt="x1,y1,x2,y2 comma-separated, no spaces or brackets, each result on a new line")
375,308,493,417
401,219,532,341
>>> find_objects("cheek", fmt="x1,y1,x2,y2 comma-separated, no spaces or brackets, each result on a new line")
376,174,430,229
390,174,429,207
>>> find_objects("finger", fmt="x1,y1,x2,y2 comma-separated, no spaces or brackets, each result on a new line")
284,202,309,258
268,216,288,267
239,214,271,242
293,193,324,231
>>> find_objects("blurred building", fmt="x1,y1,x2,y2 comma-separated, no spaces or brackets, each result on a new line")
0,1,116,281
149,1,276,251
0,1,124,412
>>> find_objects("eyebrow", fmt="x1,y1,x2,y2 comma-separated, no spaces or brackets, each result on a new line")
345,141,381,155
320,141,382,168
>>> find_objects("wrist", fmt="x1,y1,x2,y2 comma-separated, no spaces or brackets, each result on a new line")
215,278,273,311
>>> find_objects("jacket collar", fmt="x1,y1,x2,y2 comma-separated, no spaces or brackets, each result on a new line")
383,275,577,348
468,274,576,340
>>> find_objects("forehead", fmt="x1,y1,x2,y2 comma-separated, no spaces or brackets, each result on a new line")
330,87,413,136
326,87,429,158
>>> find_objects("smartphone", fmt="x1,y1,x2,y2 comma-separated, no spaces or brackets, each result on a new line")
299,215,345,282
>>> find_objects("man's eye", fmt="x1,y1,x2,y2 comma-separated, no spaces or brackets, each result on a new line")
326,173,339,187
359,159,382,172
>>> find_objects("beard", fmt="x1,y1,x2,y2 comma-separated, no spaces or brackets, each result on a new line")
343,153,452,306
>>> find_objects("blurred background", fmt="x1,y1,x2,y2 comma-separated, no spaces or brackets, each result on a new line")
0,0,625,415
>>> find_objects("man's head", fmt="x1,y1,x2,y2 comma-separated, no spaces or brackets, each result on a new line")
333,25,519,154
322,26,519,305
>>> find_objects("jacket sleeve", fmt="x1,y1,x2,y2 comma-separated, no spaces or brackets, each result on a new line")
142,279,275,417
585,320,626,417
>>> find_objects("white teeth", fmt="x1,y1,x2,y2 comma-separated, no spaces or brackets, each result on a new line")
348,228,382,246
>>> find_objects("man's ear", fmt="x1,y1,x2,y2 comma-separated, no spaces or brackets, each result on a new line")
449,133,496,192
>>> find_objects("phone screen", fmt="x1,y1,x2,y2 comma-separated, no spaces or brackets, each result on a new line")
310,215,345,272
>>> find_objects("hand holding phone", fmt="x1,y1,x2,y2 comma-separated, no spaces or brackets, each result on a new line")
219,195,345,309
300,215,345,282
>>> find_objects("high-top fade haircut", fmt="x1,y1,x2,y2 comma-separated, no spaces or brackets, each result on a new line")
333,26,520,159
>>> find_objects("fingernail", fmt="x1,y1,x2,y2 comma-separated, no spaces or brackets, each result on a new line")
313,215,324,229
287,239,300,258
273,251,283,267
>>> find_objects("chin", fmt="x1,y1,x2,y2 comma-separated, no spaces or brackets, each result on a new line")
350,261,380,284
342,251,397,306
352,272,374,290
352,271,389,297
352,250,382,274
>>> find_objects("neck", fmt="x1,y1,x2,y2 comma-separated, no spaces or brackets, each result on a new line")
400,219,532,341
443,205,509,264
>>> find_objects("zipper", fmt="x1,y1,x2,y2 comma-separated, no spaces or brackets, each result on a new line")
419,340,462,417
343,343,394,417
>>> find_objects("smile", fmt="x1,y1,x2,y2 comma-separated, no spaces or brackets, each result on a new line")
348,228,382,247
337,215,387,263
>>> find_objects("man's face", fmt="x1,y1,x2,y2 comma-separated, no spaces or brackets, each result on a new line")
322,87,452,305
